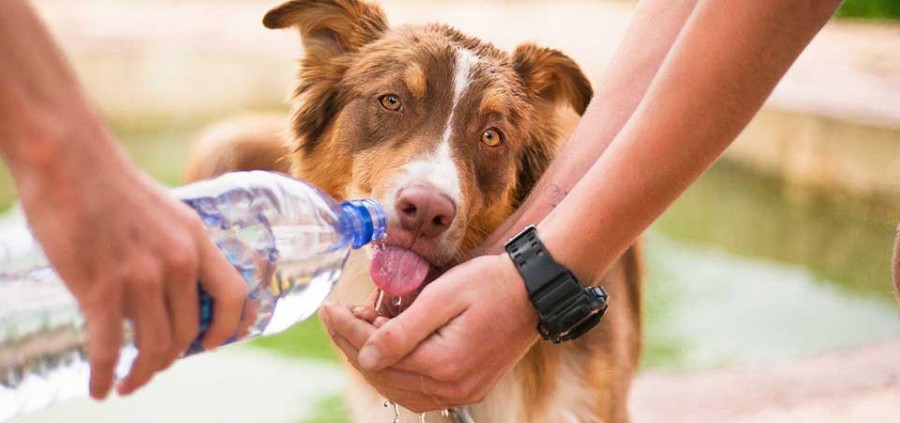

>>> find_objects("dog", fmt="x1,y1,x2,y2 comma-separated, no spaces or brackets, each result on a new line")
183,1,642,422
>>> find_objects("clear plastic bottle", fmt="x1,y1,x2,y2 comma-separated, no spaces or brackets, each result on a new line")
0,171,386,421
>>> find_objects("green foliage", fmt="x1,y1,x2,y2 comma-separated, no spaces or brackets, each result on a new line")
297,395,350,423
837,0,900,19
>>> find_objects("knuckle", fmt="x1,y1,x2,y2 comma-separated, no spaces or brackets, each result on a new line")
131,264,164,294
136,275,162,294
449,383,471,402
166,245,198,277
183,213,207,234
375,327,405,355
81,286,121,315
432,360,462,382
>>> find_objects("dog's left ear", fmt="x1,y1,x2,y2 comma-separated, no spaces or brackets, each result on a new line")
263,0,388,61
512,43,593,115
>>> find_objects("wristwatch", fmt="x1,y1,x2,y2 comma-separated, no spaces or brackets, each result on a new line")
504,225,608,343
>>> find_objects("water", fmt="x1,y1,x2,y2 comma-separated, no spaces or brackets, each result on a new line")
0,171,387,421
644,162,900,369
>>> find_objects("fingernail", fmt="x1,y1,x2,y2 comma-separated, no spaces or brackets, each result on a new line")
358,345,381,370
352,306,366,316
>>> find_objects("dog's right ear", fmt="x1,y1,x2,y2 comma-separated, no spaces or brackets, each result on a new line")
263,0,388,61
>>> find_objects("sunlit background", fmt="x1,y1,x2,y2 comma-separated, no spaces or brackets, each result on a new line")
8,0,900,422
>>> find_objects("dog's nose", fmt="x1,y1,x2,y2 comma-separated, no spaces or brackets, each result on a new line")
395,185,456,238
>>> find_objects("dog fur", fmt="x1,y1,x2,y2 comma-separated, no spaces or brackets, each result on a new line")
183,1,641,422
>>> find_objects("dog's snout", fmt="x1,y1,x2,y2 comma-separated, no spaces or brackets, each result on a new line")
395,185,456,238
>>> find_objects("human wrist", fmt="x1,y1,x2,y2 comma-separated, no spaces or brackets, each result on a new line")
3,105,127,189
495,253,541,334
534,221,601,285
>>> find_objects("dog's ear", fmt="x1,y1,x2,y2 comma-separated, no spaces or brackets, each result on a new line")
510,44,591,205
263,1,387,157
263,0,388,61
512,43,593,115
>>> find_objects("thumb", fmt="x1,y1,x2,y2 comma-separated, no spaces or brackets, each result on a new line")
359,282,464,371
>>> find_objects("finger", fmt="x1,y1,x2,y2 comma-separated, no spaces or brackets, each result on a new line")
373,316,390,328
163,263,198,366
235,299,259,340
359,285,465,371
352,305,379,322
323,303,376,348
197,236,248,351
119,280,172,396
85,309,123,400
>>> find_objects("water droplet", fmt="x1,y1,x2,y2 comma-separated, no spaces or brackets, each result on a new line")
392,295,403,307
392,402,401,423
375,289,385,313
441,409,450,417
383,399,391,408
419,413,428,423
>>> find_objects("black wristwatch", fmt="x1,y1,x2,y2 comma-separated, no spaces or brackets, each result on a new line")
504,225,608,343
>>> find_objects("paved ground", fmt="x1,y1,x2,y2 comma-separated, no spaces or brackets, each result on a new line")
631,341,900,423
10,348,347,423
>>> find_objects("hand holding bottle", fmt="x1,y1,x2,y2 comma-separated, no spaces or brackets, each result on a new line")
11,130,249,399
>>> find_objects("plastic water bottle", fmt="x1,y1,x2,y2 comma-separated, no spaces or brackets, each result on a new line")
0,171,387,421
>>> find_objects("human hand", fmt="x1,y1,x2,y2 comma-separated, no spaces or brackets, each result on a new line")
12,129,249,399
320,254,538,412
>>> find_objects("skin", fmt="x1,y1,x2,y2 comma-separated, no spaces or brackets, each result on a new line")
322,0,842,412
0,0,248,399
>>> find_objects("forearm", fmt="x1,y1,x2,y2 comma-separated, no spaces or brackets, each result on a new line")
482,0,698,251
0,0,119,176
540,0,840,282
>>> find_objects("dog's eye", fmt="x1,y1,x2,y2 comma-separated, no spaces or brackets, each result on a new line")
481,128,503,147
379,94,403,112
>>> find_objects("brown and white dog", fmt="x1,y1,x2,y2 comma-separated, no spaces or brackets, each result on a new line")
183,1,641,422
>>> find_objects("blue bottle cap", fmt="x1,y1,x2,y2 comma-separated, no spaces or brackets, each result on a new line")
341,199,388,249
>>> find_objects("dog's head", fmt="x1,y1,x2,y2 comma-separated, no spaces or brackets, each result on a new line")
265,0,591,299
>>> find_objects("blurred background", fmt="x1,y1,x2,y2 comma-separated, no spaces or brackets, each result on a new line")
8,0,900,422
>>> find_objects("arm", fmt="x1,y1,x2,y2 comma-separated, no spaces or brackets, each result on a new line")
539,0,841,284
481,0,700,253
0,0,247,398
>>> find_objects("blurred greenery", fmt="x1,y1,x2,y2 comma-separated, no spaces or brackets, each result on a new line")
296,395,350,423
250,316,339,362
837,0,900,19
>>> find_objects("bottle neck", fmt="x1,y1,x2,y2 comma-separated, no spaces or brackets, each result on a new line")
340,199,388,249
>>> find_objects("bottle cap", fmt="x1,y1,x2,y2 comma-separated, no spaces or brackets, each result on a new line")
341,199,388,249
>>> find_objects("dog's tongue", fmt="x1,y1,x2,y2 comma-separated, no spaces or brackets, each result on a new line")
370,246,430,296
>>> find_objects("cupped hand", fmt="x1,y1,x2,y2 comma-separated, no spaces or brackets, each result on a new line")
13,129,249,399
320,254,539,412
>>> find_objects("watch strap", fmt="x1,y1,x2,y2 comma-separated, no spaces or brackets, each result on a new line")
505,225,608,343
